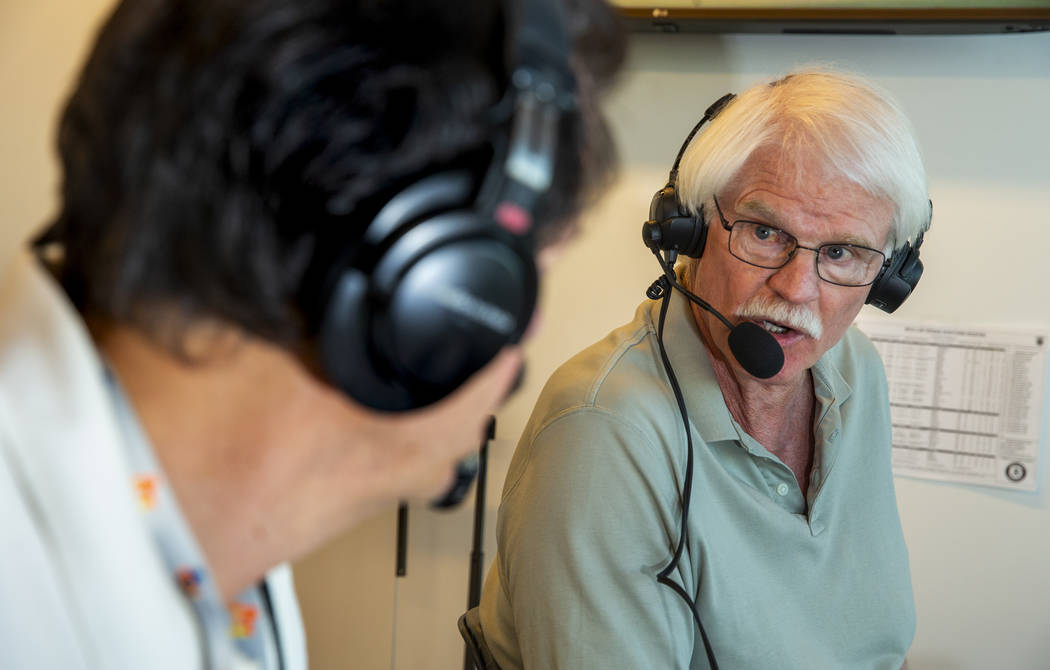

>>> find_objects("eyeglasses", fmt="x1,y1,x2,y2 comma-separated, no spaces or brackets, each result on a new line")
712,195,887,287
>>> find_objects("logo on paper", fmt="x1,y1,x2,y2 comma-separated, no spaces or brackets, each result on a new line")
1005,462,1027,483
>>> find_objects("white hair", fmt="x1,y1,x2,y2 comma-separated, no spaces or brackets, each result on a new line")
677,67,930,255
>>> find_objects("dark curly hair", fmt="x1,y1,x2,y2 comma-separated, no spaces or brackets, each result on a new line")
45,0,625,349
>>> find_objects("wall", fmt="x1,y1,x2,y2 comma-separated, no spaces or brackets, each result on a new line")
4,5,1049,669
0,0,115,268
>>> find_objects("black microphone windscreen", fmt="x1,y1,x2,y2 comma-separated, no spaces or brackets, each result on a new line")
728,322,785,379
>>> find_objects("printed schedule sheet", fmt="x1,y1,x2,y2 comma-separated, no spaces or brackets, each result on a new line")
856,319,1048,491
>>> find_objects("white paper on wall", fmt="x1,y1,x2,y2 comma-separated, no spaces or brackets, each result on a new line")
855,318,1048,491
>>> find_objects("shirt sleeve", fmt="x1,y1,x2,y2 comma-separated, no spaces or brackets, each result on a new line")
491,407,700,669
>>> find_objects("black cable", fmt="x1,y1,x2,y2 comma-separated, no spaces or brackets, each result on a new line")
650,249,734,332
259,580,285,670
650,253,720,670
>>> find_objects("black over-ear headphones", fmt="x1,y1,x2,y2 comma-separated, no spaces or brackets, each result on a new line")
642,92,929,314
314,0,576,412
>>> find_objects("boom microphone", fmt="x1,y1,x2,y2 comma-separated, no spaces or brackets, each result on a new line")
648,255,784,379
726,321,784,379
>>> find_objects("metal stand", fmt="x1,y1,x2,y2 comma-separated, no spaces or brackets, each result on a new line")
463,416,495,670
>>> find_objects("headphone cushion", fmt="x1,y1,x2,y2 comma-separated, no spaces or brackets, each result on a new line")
866,244,923,313
644,186,708,259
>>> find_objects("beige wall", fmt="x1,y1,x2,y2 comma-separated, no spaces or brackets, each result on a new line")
0,0,115,267
5,4,1050,669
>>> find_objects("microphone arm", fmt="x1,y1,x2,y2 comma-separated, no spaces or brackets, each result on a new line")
652,249,735,332
651,250,734,331
648,248,785,380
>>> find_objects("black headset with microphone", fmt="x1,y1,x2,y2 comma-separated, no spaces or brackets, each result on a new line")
642,93,928,319
312,0,576,416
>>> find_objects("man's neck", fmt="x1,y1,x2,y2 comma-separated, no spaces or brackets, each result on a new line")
707,350,813,446
691,304,816,492
711,353,815,495
94,322,388,601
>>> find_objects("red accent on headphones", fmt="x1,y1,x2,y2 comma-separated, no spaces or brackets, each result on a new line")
495,201,532,234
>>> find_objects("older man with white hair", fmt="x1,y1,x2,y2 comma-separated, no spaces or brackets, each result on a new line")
477,69,930,670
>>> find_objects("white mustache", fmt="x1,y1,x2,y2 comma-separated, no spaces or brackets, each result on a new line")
735,295,823,340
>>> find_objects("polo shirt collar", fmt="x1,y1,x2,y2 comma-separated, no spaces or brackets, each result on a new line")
811,339,853,420
646,290,855,442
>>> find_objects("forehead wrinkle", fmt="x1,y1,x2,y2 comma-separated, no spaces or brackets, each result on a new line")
736,198,782,225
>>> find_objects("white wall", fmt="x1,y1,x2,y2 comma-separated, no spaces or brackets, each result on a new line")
5,7,1049,669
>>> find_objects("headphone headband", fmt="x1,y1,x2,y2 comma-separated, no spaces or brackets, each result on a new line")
668,93,735,182
641,93,735,259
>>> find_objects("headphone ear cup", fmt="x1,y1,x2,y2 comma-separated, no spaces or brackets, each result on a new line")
866,243,923,313
642,185,708,259
320,211,537,412
375,229,536,403
679,210,708,258
648,184,682,225
319,267,418,411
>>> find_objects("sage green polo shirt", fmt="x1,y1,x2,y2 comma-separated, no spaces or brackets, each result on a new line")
479,292,914,669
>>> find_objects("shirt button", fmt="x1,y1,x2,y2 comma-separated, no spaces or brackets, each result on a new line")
776,483,790,496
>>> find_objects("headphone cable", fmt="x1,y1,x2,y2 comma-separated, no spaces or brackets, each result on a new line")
651,258,720,670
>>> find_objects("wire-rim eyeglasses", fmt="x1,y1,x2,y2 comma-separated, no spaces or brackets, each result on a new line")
711,194,887,287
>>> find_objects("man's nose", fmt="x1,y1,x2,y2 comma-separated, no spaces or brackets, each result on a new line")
767,248,821,304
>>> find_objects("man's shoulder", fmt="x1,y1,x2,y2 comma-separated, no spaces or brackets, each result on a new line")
531,301,675,424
